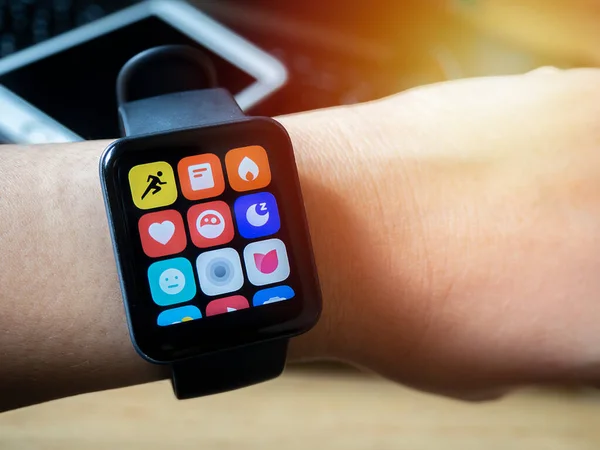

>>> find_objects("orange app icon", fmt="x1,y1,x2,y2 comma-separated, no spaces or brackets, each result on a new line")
225,146,271,192
178,154,225,201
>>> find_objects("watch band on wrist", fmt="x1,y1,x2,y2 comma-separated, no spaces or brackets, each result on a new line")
118,88,245,136
117,45,243,135
171,339,288,399
116,45,289,398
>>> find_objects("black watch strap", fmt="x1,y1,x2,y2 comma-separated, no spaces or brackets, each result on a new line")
116,45,243,135
117,45,288,398
119,88,245,136
171,340,288,399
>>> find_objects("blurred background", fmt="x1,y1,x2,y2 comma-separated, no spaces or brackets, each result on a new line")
1,0,600,448
2,0,600,143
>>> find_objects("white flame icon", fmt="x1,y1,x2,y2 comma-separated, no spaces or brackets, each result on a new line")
238,156,259,182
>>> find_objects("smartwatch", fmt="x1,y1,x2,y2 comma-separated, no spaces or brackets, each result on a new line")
99,46,321,398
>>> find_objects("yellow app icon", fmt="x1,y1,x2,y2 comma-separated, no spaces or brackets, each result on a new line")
129,162,177,210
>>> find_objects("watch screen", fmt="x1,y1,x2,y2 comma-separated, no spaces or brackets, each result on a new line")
101,119,320,362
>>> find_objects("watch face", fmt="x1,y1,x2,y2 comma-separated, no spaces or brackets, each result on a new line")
100,118,321,363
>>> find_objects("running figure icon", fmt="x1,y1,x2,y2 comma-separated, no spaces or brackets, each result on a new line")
141,171,167,200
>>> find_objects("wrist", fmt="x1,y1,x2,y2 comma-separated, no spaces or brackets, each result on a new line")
280,101,440,366
0,142,167,411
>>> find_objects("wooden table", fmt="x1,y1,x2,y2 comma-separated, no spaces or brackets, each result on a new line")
1,366,599,449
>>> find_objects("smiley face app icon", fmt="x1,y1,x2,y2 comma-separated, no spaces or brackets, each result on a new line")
159,268,186,295
148,257,197,306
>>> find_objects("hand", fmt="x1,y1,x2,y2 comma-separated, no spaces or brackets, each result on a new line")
287,68,600,400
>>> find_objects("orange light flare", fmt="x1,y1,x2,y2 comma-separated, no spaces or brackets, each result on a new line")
335,0,600,92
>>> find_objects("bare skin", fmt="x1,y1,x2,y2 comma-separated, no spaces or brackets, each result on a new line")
1,68,600,411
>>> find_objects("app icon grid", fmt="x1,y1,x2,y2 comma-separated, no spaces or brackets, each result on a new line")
128,146,293,326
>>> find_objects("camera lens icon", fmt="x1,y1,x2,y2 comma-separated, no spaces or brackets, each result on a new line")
196,248,244,296
205,257,234,286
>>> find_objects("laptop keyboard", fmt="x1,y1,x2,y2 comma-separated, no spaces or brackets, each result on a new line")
0,0,137,57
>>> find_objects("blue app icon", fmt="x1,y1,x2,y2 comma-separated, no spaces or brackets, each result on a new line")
253,285,295,306
157,305,202,327
148,257,197,306
234,192,281,239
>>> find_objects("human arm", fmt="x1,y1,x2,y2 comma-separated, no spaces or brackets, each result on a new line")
2,68,600,411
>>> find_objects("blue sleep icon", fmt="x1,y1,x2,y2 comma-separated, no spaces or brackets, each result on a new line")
253,285,295,307
234,192,280,239
157,305,202,327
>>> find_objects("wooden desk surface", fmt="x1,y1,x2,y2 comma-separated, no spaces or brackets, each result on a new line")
1,367,599,450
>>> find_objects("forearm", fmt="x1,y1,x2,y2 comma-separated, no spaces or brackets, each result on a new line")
0,105,425,411
3,69,600,411
0,141,161,409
